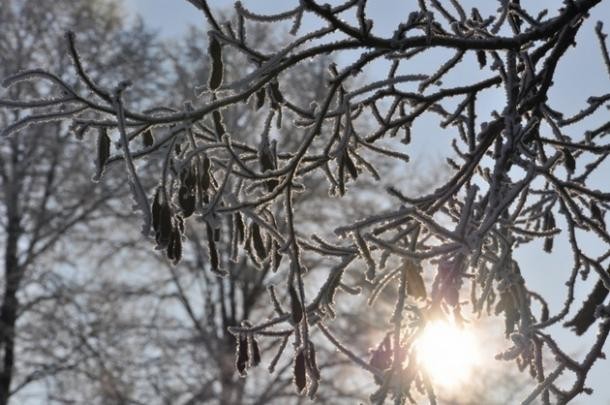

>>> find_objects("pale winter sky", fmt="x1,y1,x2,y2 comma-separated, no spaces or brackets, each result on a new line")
122,1,610,403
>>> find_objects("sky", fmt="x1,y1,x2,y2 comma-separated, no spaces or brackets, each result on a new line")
122,1,610,403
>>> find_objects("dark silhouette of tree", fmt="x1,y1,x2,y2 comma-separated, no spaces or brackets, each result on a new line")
2,1,610,404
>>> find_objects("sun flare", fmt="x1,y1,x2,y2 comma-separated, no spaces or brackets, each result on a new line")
415,320,480,388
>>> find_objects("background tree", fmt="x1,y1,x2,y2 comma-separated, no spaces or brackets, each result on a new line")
3,0,610,404
0,1,165,403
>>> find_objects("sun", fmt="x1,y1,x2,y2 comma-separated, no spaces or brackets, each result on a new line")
415,320,480,388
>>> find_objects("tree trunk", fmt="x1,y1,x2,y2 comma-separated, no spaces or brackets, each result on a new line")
0,145,22,405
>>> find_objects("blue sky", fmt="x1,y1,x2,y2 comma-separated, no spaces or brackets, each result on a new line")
122,1,610,403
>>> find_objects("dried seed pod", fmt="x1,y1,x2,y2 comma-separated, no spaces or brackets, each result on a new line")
563,148,575,174
354,232,375,280
236,335,249,376
175,215,185,234
250,336,261,367
156,199,173,248
255,87,266,110
496,291,520,337
152,187,162,233
167,226,182,264
251,222,267,260
565,279,609,335
142,128,154,147
178,186,196,218
344,151,359,180
234,213,246,244
259,134,278,191
206,223,222,275
543,209,556,253
289,284,303,325
72,123,90,140
272,241,283,271
95,127,111,180
212,110,226,140
306,342,320,380
244,235,260,266
208,35,223,91
181,164,197,188
591,202,605,228
405,260,427,300
294,349,307,393
269,79,284,106
199,156,211,192
476,50,487,68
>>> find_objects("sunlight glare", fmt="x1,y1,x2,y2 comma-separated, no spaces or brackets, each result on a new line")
415,320,480,388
